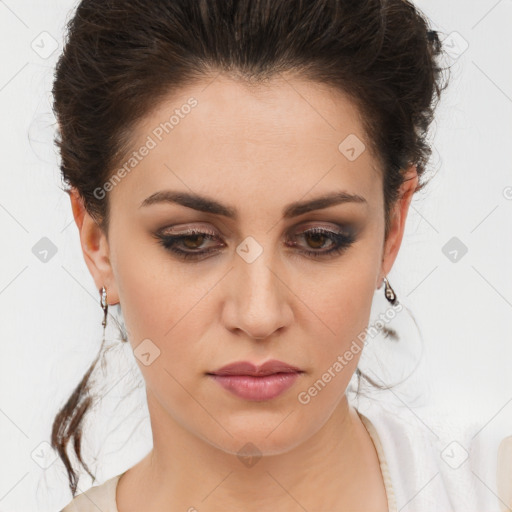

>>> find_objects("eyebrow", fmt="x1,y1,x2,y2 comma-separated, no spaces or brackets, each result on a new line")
139,189,367,219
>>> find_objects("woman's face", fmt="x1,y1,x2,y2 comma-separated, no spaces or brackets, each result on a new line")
75,73,416,457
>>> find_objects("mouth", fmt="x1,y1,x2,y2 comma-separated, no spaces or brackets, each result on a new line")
206,359,304,401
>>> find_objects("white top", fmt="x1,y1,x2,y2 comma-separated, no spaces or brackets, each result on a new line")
356,398,501,511
60,398,501,512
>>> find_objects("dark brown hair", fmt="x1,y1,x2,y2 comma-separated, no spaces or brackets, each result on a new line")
51,0,450,497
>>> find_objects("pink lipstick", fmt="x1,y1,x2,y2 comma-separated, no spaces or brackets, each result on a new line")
207,360,304,401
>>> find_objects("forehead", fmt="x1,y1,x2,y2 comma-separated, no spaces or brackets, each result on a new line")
110,73,382,215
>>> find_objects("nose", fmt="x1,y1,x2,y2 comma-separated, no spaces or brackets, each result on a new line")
222,244,293,340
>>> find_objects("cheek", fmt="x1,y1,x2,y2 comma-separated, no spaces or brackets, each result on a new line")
110,230,182,343
313,293,373,370
111,231,214,385
293,276,376,416
111,251,204,413
301,253,379,377
307,250,379,332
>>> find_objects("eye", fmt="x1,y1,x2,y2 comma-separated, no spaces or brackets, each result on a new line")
154,227,223,261
154,224,357,261
286,226,356,259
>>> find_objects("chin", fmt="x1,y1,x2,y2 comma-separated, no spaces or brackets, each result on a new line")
198,416,313,458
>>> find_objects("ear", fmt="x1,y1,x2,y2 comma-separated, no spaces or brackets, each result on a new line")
377,164,418,288
68,188,120,305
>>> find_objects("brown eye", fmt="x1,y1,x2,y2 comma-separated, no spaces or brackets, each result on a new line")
155,227,223,261
287,226,356,259
182,233,208,250
303,230,334,250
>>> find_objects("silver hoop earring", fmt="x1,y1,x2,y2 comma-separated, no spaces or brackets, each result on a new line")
383,276,398,305
100,286,108,329
100,286,128,343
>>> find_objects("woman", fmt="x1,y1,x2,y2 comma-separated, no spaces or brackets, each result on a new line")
50,0,498,511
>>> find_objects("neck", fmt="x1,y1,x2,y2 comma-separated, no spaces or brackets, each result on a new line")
117,392,386,512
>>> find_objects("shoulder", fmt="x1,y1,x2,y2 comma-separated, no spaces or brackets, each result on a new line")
60,473,123,512
356,397,501,512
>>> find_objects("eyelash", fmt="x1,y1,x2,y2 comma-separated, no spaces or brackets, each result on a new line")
155,226,356,261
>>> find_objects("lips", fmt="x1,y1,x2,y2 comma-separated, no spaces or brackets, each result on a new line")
207,359,304,401
208,359,304,377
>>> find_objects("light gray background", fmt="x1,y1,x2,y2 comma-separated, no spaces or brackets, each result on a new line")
0,1,511,510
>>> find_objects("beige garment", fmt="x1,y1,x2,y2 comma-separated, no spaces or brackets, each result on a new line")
60,410,395,512
60,472,122,512
359,411,398,512
497,436,512,512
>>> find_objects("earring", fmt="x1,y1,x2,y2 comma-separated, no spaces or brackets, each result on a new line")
100,286,128,343
100,286,108,329
383,276,398,305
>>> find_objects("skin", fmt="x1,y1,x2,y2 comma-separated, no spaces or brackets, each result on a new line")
70,72,417,511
